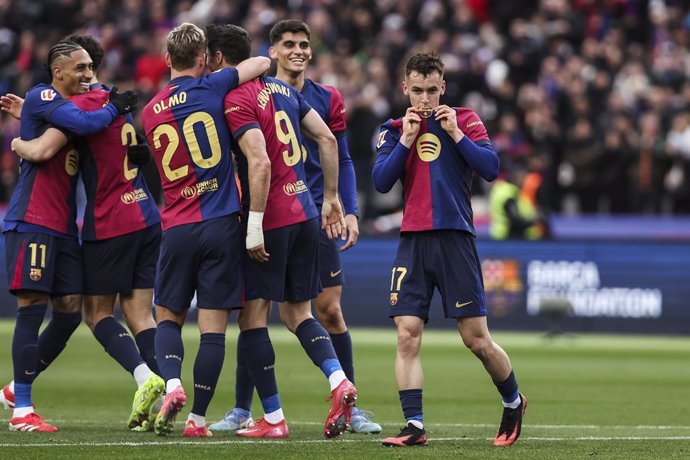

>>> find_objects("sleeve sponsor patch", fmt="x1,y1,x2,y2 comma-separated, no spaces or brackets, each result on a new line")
40,89,56,101
376,130,388,149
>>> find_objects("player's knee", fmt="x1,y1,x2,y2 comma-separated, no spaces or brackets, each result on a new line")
315,303,345,331
463,335,492,357
52,295,82,313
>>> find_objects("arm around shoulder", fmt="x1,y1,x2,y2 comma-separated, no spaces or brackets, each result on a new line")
12,128,68,162
236,57,272,85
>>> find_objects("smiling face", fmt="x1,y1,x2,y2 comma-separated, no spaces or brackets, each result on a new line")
52,49,94,97
402,70,445,109
270,31,311,76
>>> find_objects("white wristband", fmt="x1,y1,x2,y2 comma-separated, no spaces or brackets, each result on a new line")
246,211,264,249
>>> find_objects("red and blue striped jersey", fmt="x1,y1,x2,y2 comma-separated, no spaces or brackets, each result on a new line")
225,76,318,231
375,108,495,233
299,79,358,216
71,90,161,240
142,69,241,231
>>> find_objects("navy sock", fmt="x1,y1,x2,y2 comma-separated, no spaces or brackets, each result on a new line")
494,370,519,403
239,328,278,401
93,317,144,374
155,320,184,382
12,305,47,401
234,331,254,411
295,318,340,377
191,332,225,417
399,389,423,423
135,328,160,376
36,310,82,374
330,331,354,384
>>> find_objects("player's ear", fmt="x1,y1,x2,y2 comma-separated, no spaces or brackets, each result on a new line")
164,52,172,69
402,80,408,96
268,46,277,59
441,80,446,96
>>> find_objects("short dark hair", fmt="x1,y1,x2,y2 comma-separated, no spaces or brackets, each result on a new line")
206,24,251,66
46,40,85,82
65,34,104,71
269,19,311,45
405,52,444,79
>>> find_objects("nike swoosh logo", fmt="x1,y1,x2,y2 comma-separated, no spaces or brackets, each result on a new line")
330,269,342,278
455,301,473,308
24,370,36,375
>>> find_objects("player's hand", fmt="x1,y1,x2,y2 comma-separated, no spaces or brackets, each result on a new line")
246,211,269,262
1,93,24,120
435,104,463,140
109,87,139,115
321,197,345,239
247,243,270,263
10,137,20,153
127,134,151,166
401,107,422,146
339,214,359,251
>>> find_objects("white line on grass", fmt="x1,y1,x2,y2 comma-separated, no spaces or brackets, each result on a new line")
3,436,690,448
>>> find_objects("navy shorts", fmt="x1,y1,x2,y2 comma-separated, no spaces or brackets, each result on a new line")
318,229,344,288
389,230,487,321
155,215,244,312
82,225,161,295
4,230,83,296
246,218,320,303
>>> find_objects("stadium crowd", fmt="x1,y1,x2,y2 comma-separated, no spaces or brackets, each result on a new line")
2,0,690,222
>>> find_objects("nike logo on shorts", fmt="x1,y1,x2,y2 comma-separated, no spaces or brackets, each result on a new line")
455,301,473,308
330,269,342,278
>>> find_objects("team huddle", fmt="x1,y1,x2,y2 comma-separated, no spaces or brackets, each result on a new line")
0,19,526,447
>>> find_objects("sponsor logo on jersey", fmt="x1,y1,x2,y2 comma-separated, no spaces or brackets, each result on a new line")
225,105,242,114
416,133,441,162
65,148,79,176
282,179,308,196
376,130,387,149
29,268,42,281
40,89,57,101
181,178,219,199
390,292,398,306
120,188,150,204
466,119,483,129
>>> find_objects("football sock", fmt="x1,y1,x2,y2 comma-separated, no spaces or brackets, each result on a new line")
234,331,254,411
133,363,152,388
295,318,342,379
264,406,284,424
155,320,184,383
330,331,355,384
191,332,225,417
494,370,520,408
135,328,160,376
166,378,182,394
327,370,347,391
239,328,278,400
93,317,144,374
399,389,423,424
12,404,33,418
35,310,81,374
188,412,206,427
12,305,47,396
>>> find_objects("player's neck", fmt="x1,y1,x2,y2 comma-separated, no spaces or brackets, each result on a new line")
276,69,305,92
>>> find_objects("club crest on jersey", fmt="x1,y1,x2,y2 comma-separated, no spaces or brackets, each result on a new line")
40,89,57,101
29,268,42,281
390,292,398,306
414,107,434,118
376,130,387,149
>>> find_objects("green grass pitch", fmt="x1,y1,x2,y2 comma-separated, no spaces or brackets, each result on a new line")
0,319,689,458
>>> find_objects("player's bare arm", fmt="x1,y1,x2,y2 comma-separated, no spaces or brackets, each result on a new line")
435,104,464,143
300,109,345,239
237,127,271,263
401,107,421,147
0,93,23,120
12,128,68,162
235,56,272,85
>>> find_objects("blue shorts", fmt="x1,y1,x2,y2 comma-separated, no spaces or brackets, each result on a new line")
389,230,486,321
4,231,83,296
82,225,161,295
155,215,244,312
318,229,344,288
246,218,320,303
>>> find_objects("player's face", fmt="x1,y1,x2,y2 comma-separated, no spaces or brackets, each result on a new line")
402,70,445,109
270,32,311,75
54,49,94,97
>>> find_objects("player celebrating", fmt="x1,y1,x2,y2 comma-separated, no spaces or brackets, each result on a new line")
205,23,355,439
373,52,527,447
209,19,380,435
141,23,270,437
0,40,136,432
7,34,165,432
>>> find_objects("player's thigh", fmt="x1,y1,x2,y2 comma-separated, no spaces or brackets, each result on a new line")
196,215,244,309
429,231,487,319
154,224,199,312
284,218,320,303
82,294,117,327
237,298,271,330
388,233,434,322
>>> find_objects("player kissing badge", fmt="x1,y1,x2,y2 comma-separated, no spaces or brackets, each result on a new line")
414,107,433,118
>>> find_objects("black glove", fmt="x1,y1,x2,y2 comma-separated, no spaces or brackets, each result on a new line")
109,86,138,115
127,135,151,166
